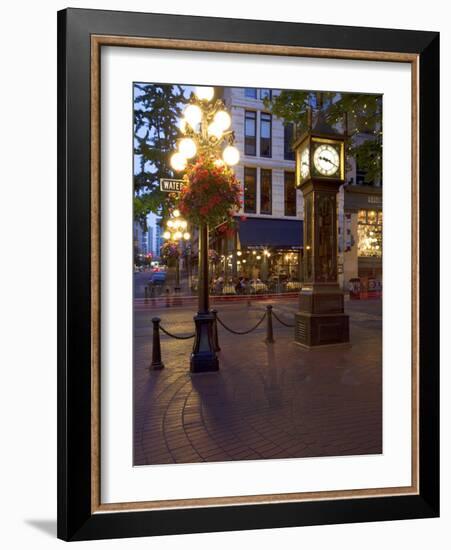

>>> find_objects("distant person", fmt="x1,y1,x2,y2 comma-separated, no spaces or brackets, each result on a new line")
214,276,224,294
235,277,245,295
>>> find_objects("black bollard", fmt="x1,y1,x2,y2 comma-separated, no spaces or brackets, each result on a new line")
264,304,275,343
211,309,221,352
150,317,165,370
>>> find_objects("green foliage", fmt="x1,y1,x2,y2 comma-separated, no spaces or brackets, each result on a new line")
264,91,382,184
134,84,188,227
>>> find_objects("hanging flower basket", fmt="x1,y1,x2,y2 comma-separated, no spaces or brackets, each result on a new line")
160,241,180,260
178,156,242,228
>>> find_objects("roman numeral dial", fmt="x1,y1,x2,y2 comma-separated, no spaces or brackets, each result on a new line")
313,144,340,176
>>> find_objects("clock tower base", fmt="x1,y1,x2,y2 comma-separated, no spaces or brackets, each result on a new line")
294,286,349,348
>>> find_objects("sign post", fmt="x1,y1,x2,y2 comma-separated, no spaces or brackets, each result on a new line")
160,178,185,193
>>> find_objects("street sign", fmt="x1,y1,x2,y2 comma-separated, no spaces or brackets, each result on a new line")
160,178,185,193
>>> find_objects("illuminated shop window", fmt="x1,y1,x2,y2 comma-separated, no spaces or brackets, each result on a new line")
357,209,382,257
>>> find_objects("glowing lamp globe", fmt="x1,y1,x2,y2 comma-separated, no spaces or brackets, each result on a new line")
183,104,202,128
174,231,182,240
180,220,188,230
178,137,197,159
170,152,187,172
179,118,187,133
194,86,214,101
214,110,231,131
173,209,180,218
207,122,223,140
167,220,174,228
163,231,171,240
222,145,240,166
183,232,190,240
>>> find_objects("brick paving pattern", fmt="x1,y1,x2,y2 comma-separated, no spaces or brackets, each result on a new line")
133,299,382,465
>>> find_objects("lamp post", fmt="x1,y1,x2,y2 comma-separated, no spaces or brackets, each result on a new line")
170,86,239,372
163,209,190,291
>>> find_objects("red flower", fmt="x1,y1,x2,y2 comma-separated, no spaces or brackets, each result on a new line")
176,155,242,227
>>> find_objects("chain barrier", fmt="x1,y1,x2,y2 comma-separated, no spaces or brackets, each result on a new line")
272,310,295,328
150,306,294,371
159,324,195,340
216,310,267,335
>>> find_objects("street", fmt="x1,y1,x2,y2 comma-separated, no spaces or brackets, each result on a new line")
133,296,382,465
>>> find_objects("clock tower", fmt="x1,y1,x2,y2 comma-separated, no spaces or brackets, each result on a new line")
293,113,349,348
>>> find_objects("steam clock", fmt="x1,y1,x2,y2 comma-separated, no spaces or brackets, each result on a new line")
293,114,349,348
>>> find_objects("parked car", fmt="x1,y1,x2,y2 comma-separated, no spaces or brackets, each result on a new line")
146,270,167,297
149,271,166,283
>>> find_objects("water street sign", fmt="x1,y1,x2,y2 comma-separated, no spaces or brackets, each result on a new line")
160,179,185,193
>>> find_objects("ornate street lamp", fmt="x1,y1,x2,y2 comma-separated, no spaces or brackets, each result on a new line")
163,209,190,290
170,86,239,373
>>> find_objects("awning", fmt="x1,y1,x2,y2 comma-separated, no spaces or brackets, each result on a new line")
236,217,303,249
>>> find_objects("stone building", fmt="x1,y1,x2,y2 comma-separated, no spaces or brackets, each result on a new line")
212,87,382,290
213,87,303,284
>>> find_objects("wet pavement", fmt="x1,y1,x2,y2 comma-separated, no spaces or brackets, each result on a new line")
133,298,382,465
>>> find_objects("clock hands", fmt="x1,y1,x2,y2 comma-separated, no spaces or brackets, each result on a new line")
319,155,338,168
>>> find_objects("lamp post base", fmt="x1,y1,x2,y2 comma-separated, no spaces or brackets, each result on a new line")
190,312,219,373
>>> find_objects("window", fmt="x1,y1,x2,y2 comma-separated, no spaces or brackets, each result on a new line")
284,172,297,216
260,89,272,100
284,123,295,161
357,209,382,257
244,167,257,213
260,169,272,215
245,88,257,99
260,113,272,158
244,111,257,156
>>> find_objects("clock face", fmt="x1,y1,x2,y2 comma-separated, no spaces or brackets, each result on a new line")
300,147,310,179
313,143,340,176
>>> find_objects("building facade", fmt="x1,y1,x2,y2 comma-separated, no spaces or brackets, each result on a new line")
216,87,383,290
340,130,383,287
146,226,154,257
217,87,303,284
154,218,164,260
133,221,148,265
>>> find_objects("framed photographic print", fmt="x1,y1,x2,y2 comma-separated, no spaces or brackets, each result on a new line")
57,8,439,541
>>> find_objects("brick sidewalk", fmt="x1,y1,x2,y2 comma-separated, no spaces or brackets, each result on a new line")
133,300,382,465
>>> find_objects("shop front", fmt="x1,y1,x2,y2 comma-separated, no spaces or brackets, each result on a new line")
211,217,303,294
343,186,383,292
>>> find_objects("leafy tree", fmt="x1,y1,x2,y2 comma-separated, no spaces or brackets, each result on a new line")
264,91,382,184
134,84,188,228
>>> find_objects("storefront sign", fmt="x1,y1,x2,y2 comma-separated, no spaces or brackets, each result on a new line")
368,195,383,205
344,188,382,211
